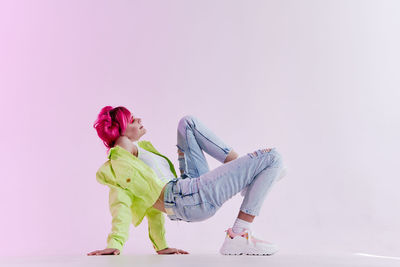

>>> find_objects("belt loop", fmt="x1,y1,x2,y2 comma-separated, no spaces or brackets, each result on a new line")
172,178,180,194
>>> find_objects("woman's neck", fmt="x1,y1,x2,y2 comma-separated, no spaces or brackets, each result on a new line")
114,136,138,157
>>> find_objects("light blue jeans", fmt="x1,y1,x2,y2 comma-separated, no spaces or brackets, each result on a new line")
164,115,284,222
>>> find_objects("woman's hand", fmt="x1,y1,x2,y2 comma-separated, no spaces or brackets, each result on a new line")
87,248,120,256
156,247,189,255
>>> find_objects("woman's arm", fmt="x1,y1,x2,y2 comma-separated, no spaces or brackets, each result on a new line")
87,186,133,255
106,186,133,251
146,207,168,251
146,207,190,255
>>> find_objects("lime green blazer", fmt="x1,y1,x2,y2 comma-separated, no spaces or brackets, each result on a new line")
96,140,178,252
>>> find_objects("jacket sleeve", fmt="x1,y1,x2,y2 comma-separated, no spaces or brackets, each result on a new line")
106,186,133,253
146,207,168,251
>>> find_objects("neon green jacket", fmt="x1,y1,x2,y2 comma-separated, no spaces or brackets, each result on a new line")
95,140,178,253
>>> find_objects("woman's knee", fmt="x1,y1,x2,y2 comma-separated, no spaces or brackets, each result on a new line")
269,149,284,167
258,147,283,167
178,115,196,130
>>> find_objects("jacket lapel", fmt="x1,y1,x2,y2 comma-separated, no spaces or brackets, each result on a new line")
138,140,178,178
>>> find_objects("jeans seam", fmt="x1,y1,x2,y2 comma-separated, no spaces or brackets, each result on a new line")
184,125,200,177
192,125,231,162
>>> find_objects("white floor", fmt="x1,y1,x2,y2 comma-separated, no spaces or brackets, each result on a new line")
2,253,400,267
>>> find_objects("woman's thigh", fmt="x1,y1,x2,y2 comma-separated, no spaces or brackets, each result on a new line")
176,115,232,178
171,148,279,222
195,151,272,208
166,177,217,222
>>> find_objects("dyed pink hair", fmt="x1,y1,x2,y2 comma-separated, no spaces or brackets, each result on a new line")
93,106,132,150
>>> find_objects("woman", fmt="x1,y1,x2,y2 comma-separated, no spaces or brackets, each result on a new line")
87,106,286,256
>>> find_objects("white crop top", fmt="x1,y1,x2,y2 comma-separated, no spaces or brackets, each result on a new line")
133,141,176,184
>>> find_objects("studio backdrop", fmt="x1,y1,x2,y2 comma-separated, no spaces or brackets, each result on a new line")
0,0,399,256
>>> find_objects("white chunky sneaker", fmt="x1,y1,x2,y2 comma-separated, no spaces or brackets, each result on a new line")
219,228,279,256
241,166,287,197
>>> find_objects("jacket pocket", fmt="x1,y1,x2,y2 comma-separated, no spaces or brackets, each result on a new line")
117,175,150,196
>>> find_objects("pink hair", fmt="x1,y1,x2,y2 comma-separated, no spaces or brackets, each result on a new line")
93,106,132,150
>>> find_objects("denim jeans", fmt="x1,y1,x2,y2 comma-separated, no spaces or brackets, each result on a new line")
163,115,285,222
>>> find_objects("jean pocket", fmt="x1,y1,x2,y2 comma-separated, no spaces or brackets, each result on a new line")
182,201,217,222
176,178,199,196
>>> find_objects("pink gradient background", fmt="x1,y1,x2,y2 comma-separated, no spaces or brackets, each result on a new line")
1,0,399,256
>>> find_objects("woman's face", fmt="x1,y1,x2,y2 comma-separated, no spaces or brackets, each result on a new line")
124,115,146,141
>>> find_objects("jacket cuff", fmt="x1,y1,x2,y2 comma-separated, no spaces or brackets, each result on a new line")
153,239,168,252
107,238,124,253
149,230,168,251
